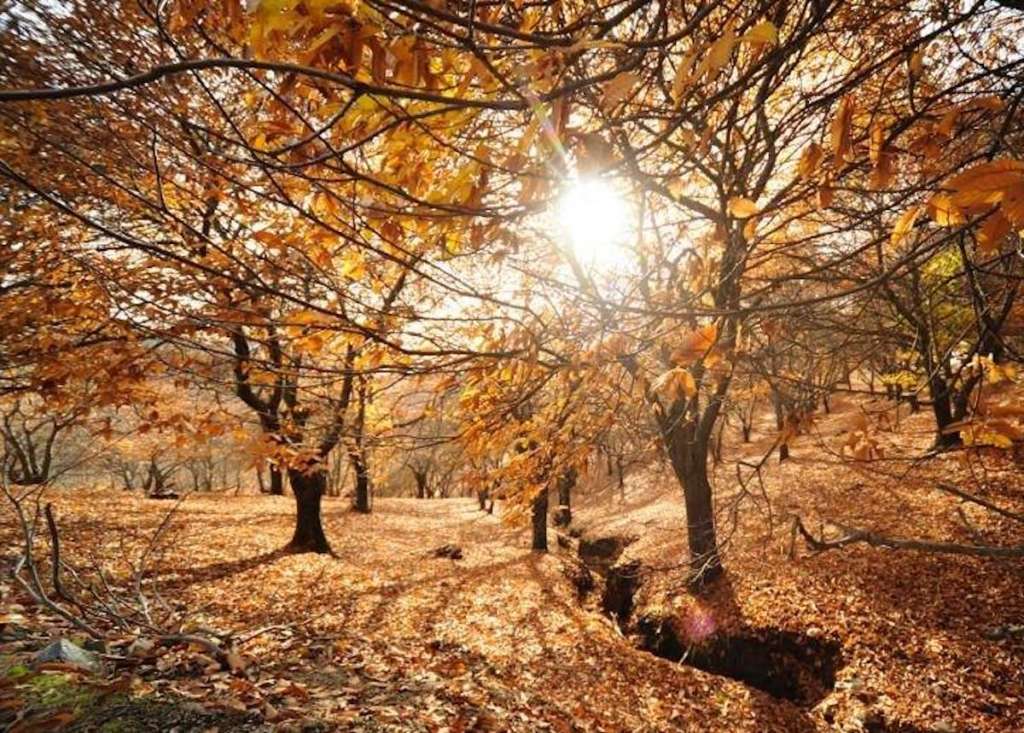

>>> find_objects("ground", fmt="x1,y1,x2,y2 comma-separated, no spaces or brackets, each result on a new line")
2,396,1023,732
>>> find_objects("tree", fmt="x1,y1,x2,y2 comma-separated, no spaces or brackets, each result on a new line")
3,0,1023,583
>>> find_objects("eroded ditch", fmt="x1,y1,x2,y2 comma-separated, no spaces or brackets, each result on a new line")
566,532,844,709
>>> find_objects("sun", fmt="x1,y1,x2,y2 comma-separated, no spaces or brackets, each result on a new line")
556,178,634,270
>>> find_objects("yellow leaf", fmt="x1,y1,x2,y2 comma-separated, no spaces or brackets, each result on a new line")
928,193,966,226
341,252,367,280
946,159,1024,213
601,71,640,111
798,142,823,180
727,196,759,218
743,215,759,241
831,95,855,167
670,51,697,102
740,21,778,45
705,27,737,74
891,205,923,246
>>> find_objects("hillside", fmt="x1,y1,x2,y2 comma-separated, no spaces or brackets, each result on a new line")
3,395,1023,732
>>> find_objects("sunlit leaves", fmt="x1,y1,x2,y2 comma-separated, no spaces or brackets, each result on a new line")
702,23,737,79
601,72,640,111
670,324,718,367
945,159,1024,214
652,367,697,401
830,96,855,168
727,197,759,218
740,21,779,46
798,142,824,180
890,205,923,247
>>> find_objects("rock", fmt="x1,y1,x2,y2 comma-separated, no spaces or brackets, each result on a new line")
432,544,463,560
932,721,956,733
983,623,1024,641
83,638,108,653
33,638,102,673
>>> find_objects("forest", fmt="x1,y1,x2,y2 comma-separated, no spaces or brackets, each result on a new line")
1,0,1023,731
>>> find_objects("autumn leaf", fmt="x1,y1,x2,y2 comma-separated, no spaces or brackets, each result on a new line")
908,48,925,79
670,51,697,102
671,323,718,366
945,159,1024,213
817,181,834,209
830,95,855,167
652,367,697,401
927,193,966,227
891,205,923,246
341,252,368,280
740,21,778,46
798,142,824,180
976,211,1010,255
727,197,759,218
704,25,737,76
601,71,641,111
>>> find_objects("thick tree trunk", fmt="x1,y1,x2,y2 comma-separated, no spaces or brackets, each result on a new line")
531,487,548,551
287,469,332,554
553,467,576,527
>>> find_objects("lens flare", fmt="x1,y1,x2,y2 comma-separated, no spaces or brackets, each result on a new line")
557,178,633,269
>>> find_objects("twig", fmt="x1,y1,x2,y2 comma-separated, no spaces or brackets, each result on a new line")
792,515,1024,558
45,503,73,603
936,482,1024,523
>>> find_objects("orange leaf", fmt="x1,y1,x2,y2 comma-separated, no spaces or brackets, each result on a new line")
727,196,759,218
830,96,855,167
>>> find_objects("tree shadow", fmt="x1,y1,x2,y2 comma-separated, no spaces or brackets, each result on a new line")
158,548,287,587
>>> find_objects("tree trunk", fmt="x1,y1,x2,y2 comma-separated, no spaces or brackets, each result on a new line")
773,395,790,462
414,469,429,499
531,487,548,551
664,422,722,584
927,374,961,449
553,467,575,527
287,469,332,554
616,455,625,501
269,466,284,495
352,453,371,513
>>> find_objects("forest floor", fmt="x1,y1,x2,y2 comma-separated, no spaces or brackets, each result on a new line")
2,395,1024,732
